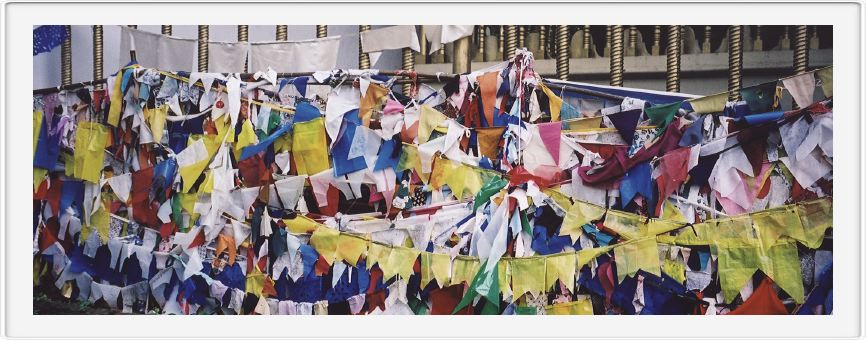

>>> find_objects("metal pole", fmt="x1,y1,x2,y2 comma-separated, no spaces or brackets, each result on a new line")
92,25,103,88
453,36,471,74
652,25,661,56
61,25,72,86
583,25,591,58
665,25,682,92
604,25,611,57
474,25,484,62
538,25,547,59
276,25,288,41
316,25,328,38
161,25,172,36
556,25,569,80
702,26,712,53
792,25,810,109
809,25,819,49
518,25,526,48
627,26,637,56
727,25,743,101
609,25,624,87
753,25,763,51
238,25,249,72
505,25,517,59
402,47,415,94
197,25,209,72
359,25,371,69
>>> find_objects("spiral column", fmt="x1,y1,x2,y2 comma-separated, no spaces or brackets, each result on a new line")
609,25,624,87
727,25,743,101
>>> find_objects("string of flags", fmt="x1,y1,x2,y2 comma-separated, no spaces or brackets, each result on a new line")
33,49,833,315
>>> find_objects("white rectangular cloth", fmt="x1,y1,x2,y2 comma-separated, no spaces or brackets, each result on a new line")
249,36,341,73
424,25,474,54
119,26,196,71
361,25,421,67
782,72,817,109
208,41,250,73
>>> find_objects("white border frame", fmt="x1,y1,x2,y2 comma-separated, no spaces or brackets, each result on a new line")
3,1,862,339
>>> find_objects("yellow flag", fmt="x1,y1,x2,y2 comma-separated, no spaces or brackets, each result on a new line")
576,245,614,269
309,226,340,265
816,67,833,97
560,200,607,242
385,246,421,281
147,105,168,143
421,252,452,288
451,256,479,285
544,296,593,315
284,215,321,234
291,117,330,175
613,237,661,283
539,83,563,122
245,266,267,297
33,110,43,158
234,118,258,156
796,198,833,249
510,257,546,299
366,242,391,270
359,83,389,126
336,234,368,267
34,168,47,192
663,259,686,283
418,105,448,144
563,116,602,131
107,70,125,127
73,121,108,183
498,258,511,295
604,210,647,240
544,253,577,290
760,241,805,303
687,92,727,114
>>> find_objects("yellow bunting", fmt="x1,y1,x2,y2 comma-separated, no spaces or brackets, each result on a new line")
34,168,47,192
284,215,321,234
613,237,661,283
716,240,804,304
359,83,389,126
273,131,293,154
291,117,330,175
539,83,563,122
336,234,367,267
498,259,511,295
245,266,267,297
475,127,505,159
90,202,111,244
544,253,576,290
451,256,479,285
544,296,594,315
421,252,452,288
510,257,546,298
662,200,688,223
107,70,124,127
309,226,340,265
178,135,220,193
577,245,614,269
33,110,43,157
687,92,727,114
604,210,647,240
73,122,108,183
816,67,833,97
752,205,801,251
795,198,833,249
463,165,483,197
200,170,215,193
564,116,602,130
560,200,607,242
543,187,573,213
418,105,448,144
147,105,168,143
647,218,683,236
385,246,421,281
663,259,686,284
234,118,258,156
366,242,391,270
